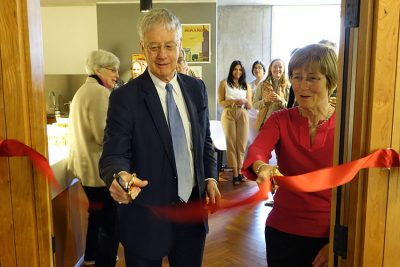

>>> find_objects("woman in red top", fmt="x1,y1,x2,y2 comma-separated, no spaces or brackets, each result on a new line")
243,43,338,267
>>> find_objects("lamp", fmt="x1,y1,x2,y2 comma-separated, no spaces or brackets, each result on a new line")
140,0,152,13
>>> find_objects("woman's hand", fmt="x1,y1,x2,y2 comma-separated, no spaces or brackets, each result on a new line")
262,83,273,102
253,161,281,185
256,165,273,185
237,98,248,106
269,91,283,102
312,243,329,267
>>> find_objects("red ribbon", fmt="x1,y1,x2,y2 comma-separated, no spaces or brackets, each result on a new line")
2,139,399,222
274,148,400,192
0,139,61,192
150,148,400,221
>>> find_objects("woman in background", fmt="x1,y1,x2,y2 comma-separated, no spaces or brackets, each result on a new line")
67,49,120,267
249,60,266,93
177,48,198,78
130,60,147,81
253,58,290,131
243,44,338,267
218,60,252,185
248,60,266,144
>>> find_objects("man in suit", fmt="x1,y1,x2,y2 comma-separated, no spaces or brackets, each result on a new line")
99,8,221,267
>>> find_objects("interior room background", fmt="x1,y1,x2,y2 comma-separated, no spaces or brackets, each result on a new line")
41,1,340,120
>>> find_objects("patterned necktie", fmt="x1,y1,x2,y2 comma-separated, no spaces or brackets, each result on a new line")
165,83,192,202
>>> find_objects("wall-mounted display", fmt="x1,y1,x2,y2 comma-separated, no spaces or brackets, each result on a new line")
182,24,210,63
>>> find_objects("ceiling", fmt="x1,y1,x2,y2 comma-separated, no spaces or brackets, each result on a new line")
40,0,340,7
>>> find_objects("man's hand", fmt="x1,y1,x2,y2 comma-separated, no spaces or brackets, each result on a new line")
206,180,221,213
109,172,148,204
312,243,329,267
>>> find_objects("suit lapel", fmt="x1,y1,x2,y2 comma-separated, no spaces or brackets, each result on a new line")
140,72,175,167
140,72,200,173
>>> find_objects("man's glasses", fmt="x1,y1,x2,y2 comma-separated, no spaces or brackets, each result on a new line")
146,42,178,53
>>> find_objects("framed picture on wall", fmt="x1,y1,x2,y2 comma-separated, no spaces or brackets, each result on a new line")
189,66,203,79
182,24,211,63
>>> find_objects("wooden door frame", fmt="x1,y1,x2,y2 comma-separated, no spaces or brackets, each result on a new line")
0,0,53,266
331,0,400,266
2,0,399,266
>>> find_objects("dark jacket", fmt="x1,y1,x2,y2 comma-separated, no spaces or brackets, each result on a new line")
99,69,216,259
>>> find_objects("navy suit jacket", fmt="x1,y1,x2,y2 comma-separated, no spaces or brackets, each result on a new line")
99,70,217,260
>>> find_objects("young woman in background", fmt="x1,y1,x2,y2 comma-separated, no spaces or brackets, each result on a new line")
218,60,252,185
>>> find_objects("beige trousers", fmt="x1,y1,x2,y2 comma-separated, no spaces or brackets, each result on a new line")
221,107,249,169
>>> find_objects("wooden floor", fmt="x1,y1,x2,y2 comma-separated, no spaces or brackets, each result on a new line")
114,171,271,267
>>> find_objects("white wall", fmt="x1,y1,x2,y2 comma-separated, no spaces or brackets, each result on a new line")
41,6,98,74
271,5,341,66
217,5,272,118
217,6,272,83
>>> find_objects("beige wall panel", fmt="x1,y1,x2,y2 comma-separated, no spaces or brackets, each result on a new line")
41,6,98,74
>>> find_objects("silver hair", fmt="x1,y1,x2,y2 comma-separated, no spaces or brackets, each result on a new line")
137,8,182,42
84,49,120,75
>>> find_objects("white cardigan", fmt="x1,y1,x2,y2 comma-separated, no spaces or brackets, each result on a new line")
67,77,111,187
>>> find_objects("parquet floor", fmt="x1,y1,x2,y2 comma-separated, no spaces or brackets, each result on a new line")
115,171,271,267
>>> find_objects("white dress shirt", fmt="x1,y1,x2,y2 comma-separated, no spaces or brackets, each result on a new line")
148,71,195,187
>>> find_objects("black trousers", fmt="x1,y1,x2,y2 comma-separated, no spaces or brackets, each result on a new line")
124,190,206,267
83,186,119,267
265,226,329,267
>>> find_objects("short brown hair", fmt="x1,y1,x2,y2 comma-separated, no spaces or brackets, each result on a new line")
288,44,338,96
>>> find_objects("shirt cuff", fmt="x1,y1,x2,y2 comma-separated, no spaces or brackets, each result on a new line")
205,178,218,184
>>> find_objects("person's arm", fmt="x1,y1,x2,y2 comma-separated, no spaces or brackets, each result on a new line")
200,80,218,181
312,243,329,267
88,86,109,145
199,80,221,208
252,81,265,110
218,80,237,108
245,83,252,109
242,112,281,180
251,160,281,186
99,87,149,203
99,88,134,188
273,86,288,108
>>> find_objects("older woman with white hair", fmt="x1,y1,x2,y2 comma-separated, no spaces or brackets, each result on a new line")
67,49,120,266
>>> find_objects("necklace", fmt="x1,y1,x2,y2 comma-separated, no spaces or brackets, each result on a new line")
298,105,334,129
232,81,240,88
308,106,334,129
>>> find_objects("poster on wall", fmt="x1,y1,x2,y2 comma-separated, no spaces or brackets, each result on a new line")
182,24,211,63
189,66,202,79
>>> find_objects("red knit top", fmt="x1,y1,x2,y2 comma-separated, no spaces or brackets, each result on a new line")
243,107,335,238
